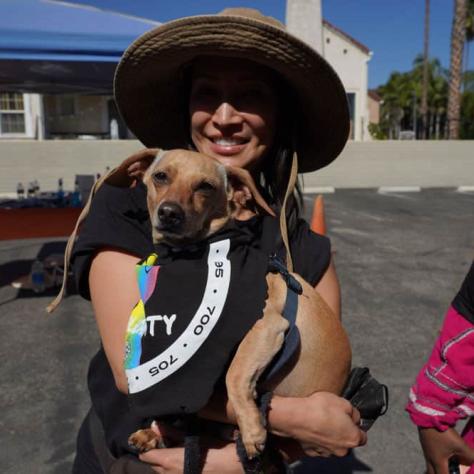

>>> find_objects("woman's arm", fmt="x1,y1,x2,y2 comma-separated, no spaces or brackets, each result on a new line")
199,256,362,456
89,249,140,393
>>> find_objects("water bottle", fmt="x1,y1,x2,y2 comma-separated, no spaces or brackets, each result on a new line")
56,178,64,206
17,182,25,200
33,179,40,198
27,181,35,198
31,259,46,294
71,179,82,208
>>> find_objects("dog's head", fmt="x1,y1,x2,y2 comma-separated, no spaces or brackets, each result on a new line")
110,149,275,245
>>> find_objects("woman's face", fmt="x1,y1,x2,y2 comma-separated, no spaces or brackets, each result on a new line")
189,56,278,173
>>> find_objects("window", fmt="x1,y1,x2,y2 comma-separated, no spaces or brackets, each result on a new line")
0,92,26,134
347,93,355,139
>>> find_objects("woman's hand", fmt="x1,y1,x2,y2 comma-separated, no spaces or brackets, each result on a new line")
268,392,367,457
419,427,474,474
138,421,243,474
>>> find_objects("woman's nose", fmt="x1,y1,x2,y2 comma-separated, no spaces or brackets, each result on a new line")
212,101,242,127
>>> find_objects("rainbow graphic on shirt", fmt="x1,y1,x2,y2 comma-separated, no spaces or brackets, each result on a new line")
124,253,159,370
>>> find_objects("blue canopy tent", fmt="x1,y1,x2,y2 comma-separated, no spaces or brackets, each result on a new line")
0,0,159,94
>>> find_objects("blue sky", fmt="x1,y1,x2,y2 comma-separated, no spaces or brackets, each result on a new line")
73,0,474,89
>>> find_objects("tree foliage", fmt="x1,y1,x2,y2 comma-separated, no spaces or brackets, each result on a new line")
374,55,474,139
371,0,474,140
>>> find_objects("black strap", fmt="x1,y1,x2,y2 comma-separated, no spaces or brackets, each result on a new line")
263,287,301,382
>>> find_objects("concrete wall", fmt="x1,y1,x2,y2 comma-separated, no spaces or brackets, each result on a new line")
286,0,323,53
368,94,380,125
303,141,474,189
0,140,473,195
0,140,141,194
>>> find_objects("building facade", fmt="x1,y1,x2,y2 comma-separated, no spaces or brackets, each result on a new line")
286,0,373,141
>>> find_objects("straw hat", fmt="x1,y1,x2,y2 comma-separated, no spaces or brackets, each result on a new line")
114,8,349,173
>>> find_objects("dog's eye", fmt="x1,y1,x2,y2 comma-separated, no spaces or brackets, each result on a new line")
153,171,168,183
196,181,215,192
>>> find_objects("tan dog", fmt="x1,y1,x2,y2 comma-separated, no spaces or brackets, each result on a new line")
128,149,351,459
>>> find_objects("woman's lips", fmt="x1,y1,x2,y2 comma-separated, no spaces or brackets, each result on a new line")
207,137,248,156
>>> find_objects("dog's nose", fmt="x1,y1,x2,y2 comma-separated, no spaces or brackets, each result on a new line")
157,202,185,229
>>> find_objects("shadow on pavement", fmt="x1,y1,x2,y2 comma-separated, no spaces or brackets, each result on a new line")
0,240,77,304
296,451,372,473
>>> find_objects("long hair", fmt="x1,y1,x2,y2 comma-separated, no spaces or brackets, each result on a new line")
259,74,303,236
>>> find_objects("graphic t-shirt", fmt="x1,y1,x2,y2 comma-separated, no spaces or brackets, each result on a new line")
71,181,331,456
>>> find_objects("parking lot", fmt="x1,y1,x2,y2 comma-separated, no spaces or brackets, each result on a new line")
1,188,473,473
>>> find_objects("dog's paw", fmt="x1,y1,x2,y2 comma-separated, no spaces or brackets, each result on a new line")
128,428,161,453
242,426,267,459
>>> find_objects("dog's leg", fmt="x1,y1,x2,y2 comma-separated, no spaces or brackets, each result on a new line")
226,297,289,459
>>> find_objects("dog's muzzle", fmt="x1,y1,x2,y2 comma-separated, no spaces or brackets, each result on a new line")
157,201,185,231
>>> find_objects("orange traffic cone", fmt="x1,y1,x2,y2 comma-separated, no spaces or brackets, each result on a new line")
310,194,327,235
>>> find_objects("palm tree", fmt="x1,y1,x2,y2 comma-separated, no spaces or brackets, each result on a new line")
412,56,448,138
447,0,467,139
379,71,417,138
464,0,474,83
421,0,430,139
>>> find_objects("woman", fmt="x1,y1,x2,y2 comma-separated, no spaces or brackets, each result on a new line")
70,8,367,473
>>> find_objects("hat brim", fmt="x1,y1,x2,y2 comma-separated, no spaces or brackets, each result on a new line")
114,15,350,173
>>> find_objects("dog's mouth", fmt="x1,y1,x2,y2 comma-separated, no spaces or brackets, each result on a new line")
154,225,208,248
156,220,183,233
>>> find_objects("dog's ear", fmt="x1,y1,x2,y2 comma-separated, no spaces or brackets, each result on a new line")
105,148,160,187
225,166,276,217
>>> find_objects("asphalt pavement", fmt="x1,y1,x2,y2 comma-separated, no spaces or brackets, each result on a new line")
1,188,473,474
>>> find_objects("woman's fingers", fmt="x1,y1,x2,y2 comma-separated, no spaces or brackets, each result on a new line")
351,406,361,425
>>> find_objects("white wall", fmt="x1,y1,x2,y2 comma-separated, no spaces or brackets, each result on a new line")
0,140,473,196
286,0,323,53
0,140,140,194
322,25,371,141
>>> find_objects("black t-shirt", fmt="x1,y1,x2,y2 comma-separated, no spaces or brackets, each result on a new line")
452,262,474,324
71,181,331,456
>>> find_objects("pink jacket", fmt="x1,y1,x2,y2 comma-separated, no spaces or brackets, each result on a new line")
406,306,474,467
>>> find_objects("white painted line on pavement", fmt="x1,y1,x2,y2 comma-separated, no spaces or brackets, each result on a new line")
457,186,474,193
0,193,18,199
303,186,335,194
378,186,421,193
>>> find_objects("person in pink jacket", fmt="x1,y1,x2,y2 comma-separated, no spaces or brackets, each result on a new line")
406,262,474,474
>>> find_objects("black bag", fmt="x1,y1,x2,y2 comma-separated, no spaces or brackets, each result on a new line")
342,367,389,431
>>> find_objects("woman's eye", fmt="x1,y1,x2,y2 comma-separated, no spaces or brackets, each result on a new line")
240,88,262,100
196,181,215,192
153,171,168,183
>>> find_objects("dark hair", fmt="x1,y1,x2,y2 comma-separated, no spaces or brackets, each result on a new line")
259,74,303,235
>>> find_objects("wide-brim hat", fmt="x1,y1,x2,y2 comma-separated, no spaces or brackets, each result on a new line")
114,8,350,173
